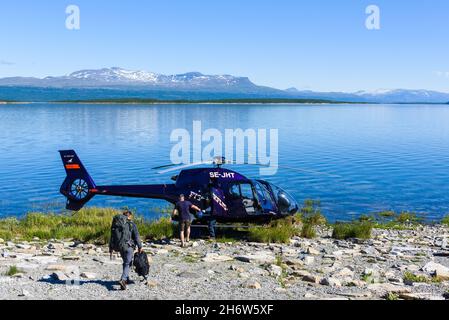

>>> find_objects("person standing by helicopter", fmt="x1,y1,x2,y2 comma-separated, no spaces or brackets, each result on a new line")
173,194,203,247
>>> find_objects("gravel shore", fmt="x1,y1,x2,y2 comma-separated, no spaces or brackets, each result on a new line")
1,225,449,300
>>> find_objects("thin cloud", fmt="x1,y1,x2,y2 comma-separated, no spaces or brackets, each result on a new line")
434,71,449,78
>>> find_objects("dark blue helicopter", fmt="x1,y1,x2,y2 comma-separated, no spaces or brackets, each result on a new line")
59,150,299,223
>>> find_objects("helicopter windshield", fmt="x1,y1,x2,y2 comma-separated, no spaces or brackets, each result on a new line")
268,184,299,215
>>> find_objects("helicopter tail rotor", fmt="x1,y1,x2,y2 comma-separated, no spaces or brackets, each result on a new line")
59,150,96,211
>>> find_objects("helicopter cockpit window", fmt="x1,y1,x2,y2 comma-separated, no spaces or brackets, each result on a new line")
230,184,240,198
228,183,256,200
240,184,254,200
270,185,298,215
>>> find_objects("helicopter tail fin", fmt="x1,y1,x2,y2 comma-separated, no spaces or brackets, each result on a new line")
59,150,96,211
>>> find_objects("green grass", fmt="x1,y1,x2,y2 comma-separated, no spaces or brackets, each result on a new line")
0,207,175,244
403,271,429,283
248,219,300,244
361,272,375,284
298,199,326,239
442,215,449,227
332,221,373,240
403,271,442,284
5,265,19,276
385,292,399,301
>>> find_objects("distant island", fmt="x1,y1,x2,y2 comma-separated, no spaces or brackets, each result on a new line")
53,98,361,104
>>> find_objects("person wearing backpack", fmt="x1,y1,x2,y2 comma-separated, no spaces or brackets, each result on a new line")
109,210,143,290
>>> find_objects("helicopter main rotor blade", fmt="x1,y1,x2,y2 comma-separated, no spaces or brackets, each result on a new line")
157,160,214,174
152,163,179,170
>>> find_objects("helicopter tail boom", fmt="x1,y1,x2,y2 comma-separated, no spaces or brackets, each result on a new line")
59,150,97,211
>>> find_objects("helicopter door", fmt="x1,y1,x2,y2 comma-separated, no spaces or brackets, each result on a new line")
228,182,261,216
254,181,276,214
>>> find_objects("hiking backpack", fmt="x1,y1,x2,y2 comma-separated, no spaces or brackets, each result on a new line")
133,251,150,280
110,214,132,252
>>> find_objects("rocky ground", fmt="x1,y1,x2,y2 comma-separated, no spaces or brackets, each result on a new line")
1,225,449,300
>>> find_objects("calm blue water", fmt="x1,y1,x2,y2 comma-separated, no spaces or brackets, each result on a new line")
1,103,449,221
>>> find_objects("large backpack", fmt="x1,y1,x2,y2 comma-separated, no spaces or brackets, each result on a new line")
110,214,132,252
133,251,150,280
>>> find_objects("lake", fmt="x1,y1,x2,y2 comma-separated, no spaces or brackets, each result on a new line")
1,103,449,221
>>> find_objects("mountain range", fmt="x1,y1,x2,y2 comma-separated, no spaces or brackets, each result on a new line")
1,67,448,103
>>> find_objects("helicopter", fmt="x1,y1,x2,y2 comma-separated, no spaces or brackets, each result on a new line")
59,150,299,224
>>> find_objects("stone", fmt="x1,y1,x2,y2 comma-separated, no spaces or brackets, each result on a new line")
26,256,58,265
422,262,449,279
201,253,233,263
361,247,378,256
51,271,70,281
80,272,96,279
399,292,446,301
147,280,157,288
345,279,365,287
367,283,411,295
235,252,275,264
303,256,315,265
284,258,304,267
302,274,321,284
12,273,25,278
307,247,320,255
18,289,31,297
62,255,80,261
177,271,202,279
156,249,169,255
267,264,283,277
16,244,32,250
238,272,250,278
16,263,39,272
245,281,261,289
335,267,354,278
0,238,4,244
45,264,67,271
48,243,64,250
320,277,342,287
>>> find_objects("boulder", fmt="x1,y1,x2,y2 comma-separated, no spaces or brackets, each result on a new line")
16,263,39,272
245,281,261,289
320,277,342,287
80,272,96,280
302,274,321,284
48,243,64,250
16,244,32,250
51,271,70,281
26,256,58,265
335,267,354,278
45,265,68,272
0,238,4,244
267,264,283,277
422,262,449,279
235,252,275,264
303,256,315,265
307,247,320,255
201,253,233,263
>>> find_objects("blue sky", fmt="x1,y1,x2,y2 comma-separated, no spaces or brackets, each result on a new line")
0,0,448,92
